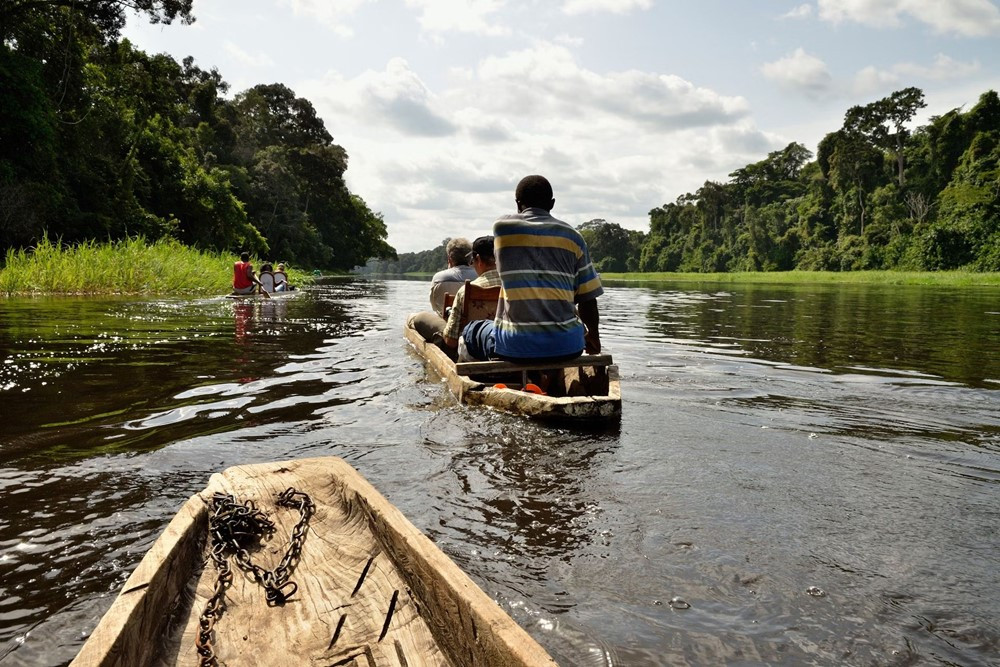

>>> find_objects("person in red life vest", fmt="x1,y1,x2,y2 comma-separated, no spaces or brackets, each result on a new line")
232,252,269,297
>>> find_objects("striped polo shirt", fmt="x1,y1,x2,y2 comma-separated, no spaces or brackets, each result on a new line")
492,207,603,359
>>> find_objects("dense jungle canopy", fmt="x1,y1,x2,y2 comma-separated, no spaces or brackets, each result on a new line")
0,0,394,270
364,86,999,275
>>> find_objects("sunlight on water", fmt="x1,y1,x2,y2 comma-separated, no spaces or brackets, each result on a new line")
0,279,998,665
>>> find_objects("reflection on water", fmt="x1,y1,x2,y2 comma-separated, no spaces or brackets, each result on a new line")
1,278,998,666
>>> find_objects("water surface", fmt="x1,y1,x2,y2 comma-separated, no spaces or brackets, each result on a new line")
1,279,997,665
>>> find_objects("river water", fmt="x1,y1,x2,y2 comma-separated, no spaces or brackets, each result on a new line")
0,278,997,666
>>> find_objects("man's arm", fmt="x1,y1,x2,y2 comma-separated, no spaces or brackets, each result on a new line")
578,297,600,354
441,288,465,348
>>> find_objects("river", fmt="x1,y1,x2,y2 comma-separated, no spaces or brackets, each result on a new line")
0,278,997,666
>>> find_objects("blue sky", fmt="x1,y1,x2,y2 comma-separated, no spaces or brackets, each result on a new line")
125,1,1000,253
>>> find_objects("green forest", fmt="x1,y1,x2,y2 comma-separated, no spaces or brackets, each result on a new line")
3,2,997,277
364,86,1000,276
1,0,394,271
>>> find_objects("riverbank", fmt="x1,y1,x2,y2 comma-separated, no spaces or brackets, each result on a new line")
0,237,312,296
598,270,1000,286
392,269,1000,287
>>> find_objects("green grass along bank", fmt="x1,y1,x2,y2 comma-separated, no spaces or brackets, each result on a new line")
0,237,315,296
598,270,1000,286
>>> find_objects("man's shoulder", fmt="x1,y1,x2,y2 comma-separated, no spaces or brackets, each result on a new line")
431,267,460,282
494,210,576,232
471,270,501,287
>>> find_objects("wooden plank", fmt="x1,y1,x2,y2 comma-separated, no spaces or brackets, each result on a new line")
455,354,614,376
71,495,207,667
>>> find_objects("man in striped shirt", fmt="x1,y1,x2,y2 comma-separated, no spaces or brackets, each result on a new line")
463,175,603,362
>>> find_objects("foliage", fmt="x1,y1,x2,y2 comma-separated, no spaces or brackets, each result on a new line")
597,270,1000,286
636,88,999,274
357,239,447,275
0,2,393,273
0,234,312,295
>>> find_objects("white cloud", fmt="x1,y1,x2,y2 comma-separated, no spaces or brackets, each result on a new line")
562,0,653,16
854,65,900,94
309,58,456,137
555,33,585,47
471,44,749,130
761,48,833,97
299,46,770,252
278,0,375,36
895,53,981,80
223,41,275,68
404,0,510,36
854,54,981,94
816,0,1000,37
780,3,814,19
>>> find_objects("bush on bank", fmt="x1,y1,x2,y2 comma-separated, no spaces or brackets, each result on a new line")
0,236,309,296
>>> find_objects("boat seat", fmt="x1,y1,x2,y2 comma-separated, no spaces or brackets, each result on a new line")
273,270,288,290
258,271,275,293
455,354,614,377
443,292,455,317
459,280,501,331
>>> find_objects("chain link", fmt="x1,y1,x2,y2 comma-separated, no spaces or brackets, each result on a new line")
196,487,314,666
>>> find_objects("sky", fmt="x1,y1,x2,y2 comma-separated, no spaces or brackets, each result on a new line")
124,0,1000,254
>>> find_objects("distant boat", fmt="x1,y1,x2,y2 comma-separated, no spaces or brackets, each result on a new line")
71,457,556,667
404,318,622,421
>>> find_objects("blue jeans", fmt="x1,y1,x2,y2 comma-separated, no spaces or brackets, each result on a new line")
462,320,584,364
462,320,496,361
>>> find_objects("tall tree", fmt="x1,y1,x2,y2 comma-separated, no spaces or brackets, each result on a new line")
844,87,926,186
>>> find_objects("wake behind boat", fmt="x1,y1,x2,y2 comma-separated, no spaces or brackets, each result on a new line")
404,318,622,421
72,457,556,666
224,289,299,300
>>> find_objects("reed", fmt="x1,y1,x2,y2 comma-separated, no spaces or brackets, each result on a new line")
0,236,310,296
598,270,1000,287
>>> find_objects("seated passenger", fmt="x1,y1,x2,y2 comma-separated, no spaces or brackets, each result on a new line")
274,263,295,291
460,175,603,362
430,238,478,317
258,264,276,293
408,237,478,346
232,252,269,296
441,236,500,352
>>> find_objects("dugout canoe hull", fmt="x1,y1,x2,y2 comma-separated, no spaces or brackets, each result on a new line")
71,457,557,667
404,319,622,421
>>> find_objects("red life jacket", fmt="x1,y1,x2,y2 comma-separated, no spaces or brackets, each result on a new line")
233,261,253,289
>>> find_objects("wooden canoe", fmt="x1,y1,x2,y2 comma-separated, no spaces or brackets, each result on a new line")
71,457,557,667
404,318,622,421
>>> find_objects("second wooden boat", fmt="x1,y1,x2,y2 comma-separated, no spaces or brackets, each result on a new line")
72,456,557,666
404,319,622,421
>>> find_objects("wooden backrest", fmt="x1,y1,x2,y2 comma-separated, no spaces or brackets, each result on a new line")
443,292,456,314
258,271,275,292
273,270,288,286
460,280,501,329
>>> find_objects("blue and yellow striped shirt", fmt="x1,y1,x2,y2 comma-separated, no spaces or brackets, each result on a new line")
492,208,603,359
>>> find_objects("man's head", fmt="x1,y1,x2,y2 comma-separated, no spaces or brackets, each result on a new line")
240,252,250,262
515,175,554,212
446,238,473,266
469,236,496,274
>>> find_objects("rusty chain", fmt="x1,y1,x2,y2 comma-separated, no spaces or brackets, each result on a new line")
195,487,315,666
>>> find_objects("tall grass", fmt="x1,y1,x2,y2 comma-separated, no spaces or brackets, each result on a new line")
0,236,309,296
599,270,1000,287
